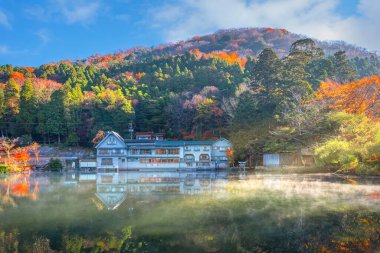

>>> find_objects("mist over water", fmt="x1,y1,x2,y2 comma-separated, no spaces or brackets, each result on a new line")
0,171,379,252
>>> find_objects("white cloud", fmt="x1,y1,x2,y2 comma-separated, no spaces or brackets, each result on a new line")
56,0,102,24
25,0,102,25
0,10,11,29
150,0,380,52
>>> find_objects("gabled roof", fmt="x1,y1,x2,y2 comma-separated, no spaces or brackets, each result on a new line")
95,192,127,210
95,131,126,149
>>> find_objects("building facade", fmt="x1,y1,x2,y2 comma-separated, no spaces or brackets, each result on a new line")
95,131,232,170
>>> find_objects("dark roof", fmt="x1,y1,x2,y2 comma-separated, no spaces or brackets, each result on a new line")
125,140,155,144
123,140,213,146
95,131,228,148
155,140,213,146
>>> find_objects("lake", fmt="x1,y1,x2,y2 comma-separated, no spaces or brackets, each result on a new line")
0,171,379,252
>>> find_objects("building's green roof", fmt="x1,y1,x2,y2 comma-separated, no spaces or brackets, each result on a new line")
155,141,213,146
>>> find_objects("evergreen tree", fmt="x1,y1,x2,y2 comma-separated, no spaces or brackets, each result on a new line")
18,79,37,136
332,51,356,83
46,90,66,143
4,78,20,136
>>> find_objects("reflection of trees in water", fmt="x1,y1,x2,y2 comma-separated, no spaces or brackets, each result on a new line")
0,173,379,252
0,174,39,209
1,209,379,253
0,226,149,253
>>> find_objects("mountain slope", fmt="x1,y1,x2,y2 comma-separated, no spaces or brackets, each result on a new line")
80,27,378,66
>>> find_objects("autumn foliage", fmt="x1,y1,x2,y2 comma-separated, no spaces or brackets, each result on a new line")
10,71,25,80
0,138,40,172
316,76,380,118
12,148,31,165
204,51,247,68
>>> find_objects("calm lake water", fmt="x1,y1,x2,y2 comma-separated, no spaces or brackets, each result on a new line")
0,171,379,253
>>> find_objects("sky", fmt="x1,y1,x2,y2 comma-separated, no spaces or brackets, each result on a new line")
0,0,378,66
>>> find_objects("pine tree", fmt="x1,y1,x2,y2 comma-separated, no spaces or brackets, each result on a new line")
4,78,20,136
332,51,356,83
18,79,37,136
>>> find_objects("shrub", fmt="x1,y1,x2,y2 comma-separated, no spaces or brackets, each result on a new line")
0,164,9,173
45,159,63,172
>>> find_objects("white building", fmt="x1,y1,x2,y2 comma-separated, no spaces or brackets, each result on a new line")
95,131,232,170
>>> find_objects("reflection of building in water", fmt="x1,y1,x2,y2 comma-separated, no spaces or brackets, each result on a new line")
96,174,128,210
94,171,228,210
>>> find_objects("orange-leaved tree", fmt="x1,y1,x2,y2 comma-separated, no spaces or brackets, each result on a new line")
225,147,234,164
92,130,105,145
12,148,31,166
204,51,247,68
316,75,380,118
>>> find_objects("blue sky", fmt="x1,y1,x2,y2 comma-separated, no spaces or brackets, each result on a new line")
0,0,377,66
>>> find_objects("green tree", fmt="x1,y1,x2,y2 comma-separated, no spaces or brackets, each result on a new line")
46,158,63,171
45,90,66,143
315,112,380,174
251,48,284,113
18,79,37,136
0,88,5,136
4,78,20,136
332,51,356,83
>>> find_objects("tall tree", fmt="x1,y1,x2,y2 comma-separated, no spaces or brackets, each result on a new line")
332,51,356,83
4,78,20,136
18,79,37,136
0,88,5,136
45,90,66,143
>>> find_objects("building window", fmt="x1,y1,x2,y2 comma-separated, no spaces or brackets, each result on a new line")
203,146,210,151
156,149,179,155
101,158,113,166
193,146,200,151
140,149,152,155
185,146,191,151
107,137,116,145
112,149,123,154
99,149,110,155
140,158,153,163
156,149,167,154
130,149,139,155
220,147,226,151
199,154,210,161
168,149,179,155
184,154,195,161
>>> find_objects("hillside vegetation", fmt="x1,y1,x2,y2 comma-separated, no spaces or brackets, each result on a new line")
1,28,380,173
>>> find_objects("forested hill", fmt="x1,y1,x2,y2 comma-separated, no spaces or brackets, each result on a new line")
1,28,380,158
118,28,378,62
